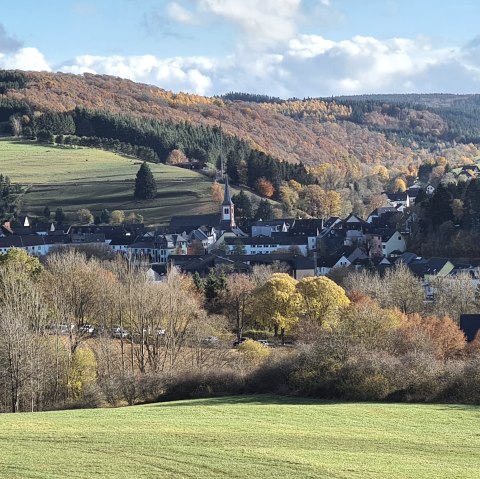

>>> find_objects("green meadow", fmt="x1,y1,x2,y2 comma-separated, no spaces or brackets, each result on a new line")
0,138,218,224
0,396,478,479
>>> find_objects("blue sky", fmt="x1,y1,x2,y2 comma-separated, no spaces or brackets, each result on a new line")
1,0,480,97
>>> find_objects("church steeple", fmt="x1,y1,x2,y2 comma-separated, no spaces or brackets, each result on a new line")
220,177,235,228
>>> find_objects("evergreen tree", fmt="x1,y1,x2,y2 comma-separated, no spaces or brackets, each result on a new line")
232,190,253,221
100,209,111,224
134,162,157,200
55,207,66,224
428,184,454,229
192,272,204,292
254,199,275,221
43,206,51,219
204,269,227,304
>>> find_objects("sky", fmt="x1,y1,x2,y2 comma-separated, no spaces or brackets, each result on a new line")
1,0,480,98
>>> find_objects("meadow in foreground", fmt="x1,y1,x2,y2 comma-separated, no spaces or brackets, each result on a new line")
0,395,478,479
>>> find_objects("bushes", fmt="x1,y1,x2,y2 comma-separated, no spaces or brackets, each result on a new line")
247,341,480,404
159,369,245,402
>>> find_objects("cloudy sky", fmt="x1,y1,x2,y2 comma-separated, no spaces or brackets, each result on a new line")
1,0,480,98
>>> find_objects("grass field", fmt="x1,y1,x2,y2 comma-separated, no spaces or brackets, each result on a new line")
0,395,479,479
0,138,218,224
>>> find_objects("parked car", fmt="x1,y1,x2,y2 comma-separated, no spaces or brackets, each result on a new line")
47,323,72,335
79,324,95,335
112,326,130,339
256,339,273,347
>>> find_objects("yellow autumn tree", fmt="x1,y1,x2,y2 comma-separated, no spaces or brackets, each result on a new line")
322,190,342,218
211,181,224,203
296,276,350,330
251,273,301,341
393,178,407,193
336,296,405,350
110,210,125,224
67,347,97,399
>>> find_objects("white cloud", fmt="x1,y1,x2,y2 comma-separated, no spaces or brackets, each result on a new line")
280,34,461,96
3,29,480,99
168,0,302,50
0,47,50,71
167,2,196,24
58,54,215,95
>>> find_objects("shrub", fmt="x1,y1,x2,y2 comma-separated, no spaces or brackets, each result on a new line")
238,339,272,369
160,369,245,401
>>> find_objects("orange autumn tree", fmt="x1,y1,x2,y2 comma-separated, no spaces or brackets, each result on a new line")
402,314,466,359
255,177,275,198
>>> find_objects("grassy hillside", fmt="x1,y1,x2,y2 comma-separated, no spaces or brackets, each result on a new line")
0,138,218,224
0,396,478,479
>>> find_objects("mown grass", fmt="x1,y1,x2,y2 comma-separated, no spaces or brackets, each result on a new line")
0,395,478,479
0,138,218,224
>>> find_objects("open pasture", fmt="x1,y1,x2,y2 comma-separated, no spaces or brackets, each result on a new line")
0,138,218,224
0,395,478,479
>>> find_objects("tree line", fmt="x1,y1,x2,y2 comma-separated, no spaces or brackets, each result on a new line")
1,247,480,413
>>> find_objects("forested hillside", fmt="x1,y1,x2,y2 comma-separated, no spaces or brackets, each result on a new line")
3,70,480,217
5,71,480,169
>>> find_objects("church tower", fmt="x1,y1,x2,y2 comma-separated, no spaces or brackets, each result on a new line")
220,177,236,228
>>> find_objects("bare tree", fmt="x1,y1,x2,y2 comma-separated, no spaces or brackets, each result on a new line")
0,264,48,412
345,264,424,315
221,274,256,339
431,272,477,324
44,250,104,354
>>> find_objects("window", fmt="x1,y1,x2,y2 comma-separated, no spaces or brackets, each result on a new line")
224,208,229,215
398,236,402,240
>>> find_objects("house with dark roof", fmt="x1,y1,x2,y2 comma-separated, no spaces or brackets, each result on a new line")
367,229,406,257
317,246,367,276
251,219,291,237
152,233,189,263
366,207,400,226
166,251,315,280
386,191,410,209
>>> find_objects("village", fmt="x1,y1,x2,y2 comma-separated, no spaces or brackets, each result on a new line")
2,179,479,330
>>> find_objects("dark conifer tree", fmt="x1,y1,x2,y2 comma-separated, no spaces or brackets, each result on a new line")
134,162,157,200
254,199,275,221
100,209,111,224
55,208,66,224
232,190,253,221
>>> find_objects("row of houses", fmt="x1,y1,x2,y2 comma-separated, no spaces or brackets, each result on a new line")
2,180,471,288
0,180,410,267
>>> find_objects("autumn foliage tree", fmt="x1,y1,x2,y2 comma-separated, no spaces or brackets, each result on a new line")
296,276,350,330
402,314,466,359
76,208,94,225
166,149,187,165
255,177,275,198
392,178,407,193
251,273,301,341
336,297,405,351
210,181,224,203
